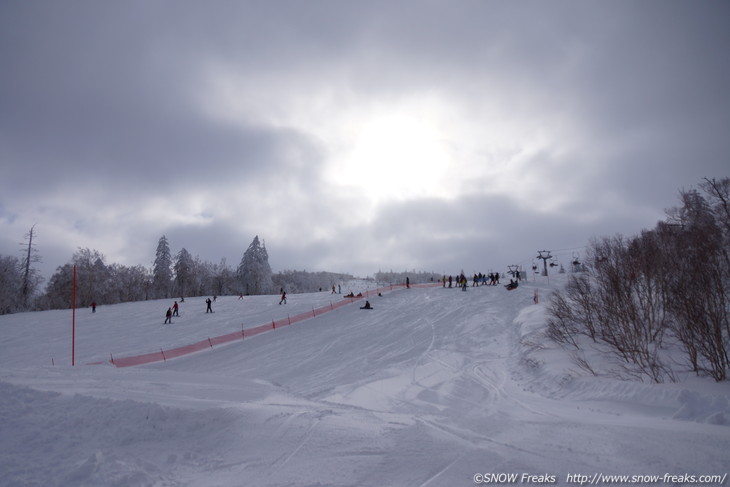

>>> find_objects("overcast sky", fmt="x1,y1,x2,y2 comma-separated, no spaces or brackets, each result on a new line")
1,1,728,283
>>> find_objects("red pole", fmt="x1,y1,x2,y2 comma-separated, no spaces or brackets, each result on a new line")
72,264,76,366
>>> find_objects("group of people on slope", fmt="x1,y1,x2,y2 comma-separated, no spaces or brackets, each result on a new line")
440,270,522,291
164,296,215,324
441,273,473,291
441,272,504,288
164,299,184,324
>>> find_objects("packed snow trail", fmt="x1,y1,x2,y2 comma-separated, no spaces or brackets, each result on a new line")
1,278,728,486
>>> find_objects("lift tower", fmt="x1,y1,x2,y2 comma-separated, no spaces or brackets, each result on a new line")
536,250,552,276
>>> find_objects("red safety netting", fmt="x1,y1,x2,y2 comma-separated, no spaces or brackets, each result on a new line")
109,282,437,368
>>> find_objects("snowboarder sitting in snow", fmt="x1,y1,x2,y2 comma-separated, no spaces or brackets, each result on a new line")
164,307,173,324
345,292,355,298
505,279,518,290
360,300,372,310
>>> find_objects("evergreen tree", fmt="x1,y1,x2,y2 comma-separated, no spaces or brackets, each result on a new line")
174,248,195,297
237,236,273,295
153,235,173,298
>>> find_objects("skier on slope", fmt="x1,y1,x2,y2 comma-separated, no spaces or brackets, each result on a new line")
279,291,287,305
206,298,213,313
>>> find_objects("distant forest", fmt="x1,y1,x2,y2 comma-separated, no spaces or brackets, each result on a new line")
0,233,436,314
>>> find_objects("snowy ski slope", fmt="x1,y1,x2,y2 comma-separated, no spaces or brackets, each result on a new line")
1,276,728,487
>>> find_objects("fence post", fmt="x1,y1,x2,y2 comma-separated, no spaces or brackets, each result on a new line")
160,348,166,362
208,337,213,349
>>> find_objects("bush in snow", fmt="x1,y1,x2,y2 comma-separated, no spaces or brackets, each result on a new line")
547,178,729,382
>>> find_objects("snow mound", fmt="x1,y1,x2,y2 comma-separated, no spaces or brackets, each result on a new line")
673,389,730,425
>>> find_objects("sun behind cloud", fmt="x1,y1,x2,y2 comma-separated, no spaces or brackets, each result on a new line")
334,111,452,203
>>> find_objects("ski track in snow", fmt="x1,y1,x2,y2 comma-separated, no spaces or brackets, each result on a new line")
1,277,729,487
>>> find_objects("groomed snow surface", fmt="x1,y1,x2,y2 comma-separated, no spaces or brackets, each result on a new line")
1,275,728,487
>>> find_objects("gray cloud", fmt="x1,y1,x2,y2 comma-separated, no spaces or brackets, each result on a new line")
1,0,728,283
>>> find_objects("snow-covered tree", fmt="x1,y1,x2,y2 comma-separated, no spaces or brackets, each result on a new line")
106,263,150,303
43,263,75,310
173,248,195,297
153,235,173,298
73,248,108,307
211,258,236,296
41,248,107,310
237,236,273,295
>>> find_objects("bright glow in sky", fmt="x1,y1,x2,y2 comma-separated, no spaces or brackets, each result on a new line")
335,111,452,203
